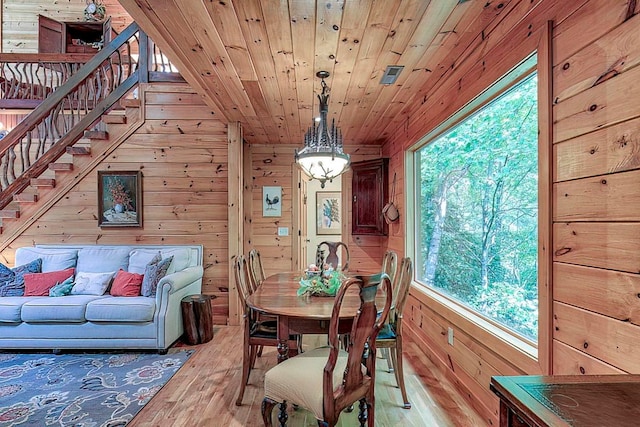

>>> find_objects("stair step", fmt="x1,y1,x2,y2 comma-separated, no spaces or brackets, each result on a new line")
0,209,19,219
48,163,73,171
103,115,127,124
14,194,38,203
120,98,141,108
30,178,56,188
84,130,108,140
67,146,92,155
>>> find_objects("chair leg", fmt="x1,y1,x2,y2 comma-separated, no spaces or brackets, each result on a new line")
382,348,393,372
261,397,278,426
250,344,259,369
257,345,264,357
358,398,368,427
390,345,400,387
394,339,411,409
236,344,251,406
278,401,288,426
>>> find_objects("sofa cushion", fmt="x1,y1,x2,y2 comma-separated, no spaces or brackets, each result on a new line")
110,269,143,297
21,295,105,323
70,271,115,296
141,254,173,297
0,297,30,323
76,246,131,273
15,248,77,273
23,268,75,297
85,296,156,322
0,258,42,297
128,248,190,275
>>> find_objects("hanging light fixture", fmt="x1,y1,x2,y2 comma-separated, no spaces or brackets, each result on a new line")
295,71,350,188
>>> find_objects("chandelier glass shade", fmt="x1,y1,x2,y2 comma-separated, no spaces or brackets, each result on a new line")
295,71,350,188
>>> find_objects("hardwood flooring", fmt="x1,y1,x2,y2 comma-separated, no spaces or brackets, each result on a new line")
129,326,488,426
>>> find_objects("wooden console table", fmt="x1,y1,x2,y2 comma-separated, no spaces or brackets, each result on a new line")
490,375,640,426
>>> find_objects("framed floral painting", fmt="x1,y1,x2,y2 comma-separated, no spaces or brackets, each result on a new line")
316,191,341,235
98,171,142,228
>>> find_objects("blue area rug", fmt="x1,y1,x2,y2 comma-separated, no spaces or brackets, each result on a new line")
0,350,193,426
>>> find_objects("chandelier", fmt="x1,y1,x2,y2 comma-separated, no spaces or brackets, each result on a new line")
295,71,350,188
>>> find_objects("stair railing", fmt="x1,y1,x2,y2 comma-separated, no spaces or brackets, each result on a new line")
0,22,143,209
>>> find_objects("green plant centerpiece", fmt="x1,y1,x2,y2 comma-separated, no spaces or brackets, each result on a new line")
298,266,345,297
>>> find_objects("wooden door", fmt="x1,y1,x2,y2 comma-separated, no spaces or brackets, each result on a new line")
351,158,389,236
293,168,308,271
38,15,65,53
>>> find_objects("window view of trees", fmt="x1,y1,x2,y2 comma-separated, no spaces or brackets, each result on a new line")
416,73,538,340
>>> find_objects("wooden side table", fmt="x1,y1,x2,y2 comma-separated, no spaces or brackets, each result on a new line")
490,374,640,427
181,294,214,344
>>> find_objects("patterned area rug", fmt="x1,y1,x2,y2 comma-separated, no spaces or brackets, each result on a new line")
0,350,193,426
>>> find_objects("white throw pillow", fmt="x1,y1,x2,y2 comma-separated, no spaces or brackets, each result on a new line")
70,271,115,296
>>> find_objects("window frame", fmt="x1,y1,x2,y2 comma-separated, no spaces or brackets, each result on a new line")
404,23,552,374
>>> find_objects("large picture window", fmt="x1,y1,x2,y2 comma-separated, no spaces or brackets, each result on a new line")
415,65,538,341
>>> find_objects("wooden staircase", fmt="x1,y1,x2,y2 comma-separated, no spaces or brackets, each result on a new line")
0,22,155,246
0,98,143,239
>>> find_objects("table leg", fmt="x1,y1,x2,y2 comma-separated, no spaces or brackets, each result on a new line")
277,315,289,363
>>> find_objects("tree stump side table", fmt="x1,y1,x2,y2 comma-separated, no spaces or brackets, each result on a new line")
181,294,214,344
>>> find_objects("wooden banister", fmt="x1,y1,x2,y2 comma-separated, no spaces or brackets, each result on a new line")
0,22,142,210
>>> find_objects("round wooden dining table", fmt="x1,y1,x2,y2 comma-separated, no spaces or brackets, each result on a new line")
246,271,364,362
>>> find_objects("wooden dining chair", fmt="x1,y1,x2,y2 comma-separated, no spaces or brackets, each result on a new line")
248,248,266,289
379,250,399,370
261,272,392,427
316,241,350,271
233,254,299,406
376,257,413,409
381,250,398,285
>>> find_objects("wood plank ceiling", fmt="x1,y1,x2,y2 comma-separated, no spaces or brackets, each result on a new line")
118,0,512,146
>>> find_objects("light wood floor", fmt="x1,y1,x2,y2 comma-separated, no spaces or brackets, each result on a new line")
129,326,488,426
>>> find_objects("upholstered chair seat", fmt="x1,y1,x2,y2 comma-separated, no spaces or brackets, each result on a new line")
264,347,366,420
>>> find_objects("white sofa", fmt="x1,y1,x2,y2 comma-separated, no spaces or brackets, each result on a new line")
0,244,204,353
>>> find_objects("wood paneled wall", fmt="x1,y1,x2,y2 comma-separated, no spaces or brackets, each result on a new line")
244,143,297,276
1,83,230,323
2,0,131,53
551,0,640,375
383,0,640,425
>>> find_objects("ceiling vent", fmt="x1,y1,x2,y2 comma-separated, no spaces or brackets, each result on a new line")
380,65,404,85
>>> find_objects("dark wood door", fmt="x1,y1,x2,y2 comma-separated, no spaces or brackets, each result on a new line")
38,15,65,53
351,158,388,235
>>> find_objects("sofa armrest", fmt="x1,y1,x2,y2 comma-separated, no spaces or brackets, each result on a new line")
155,265,204,304
153,265,204,350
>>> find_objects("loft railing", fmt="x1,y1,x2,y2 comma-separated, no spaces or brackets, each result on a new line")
0,29,180,110
0,22,182,209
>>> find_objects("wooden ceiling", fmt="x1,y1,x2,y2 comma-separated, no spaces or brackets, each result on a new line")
118,0,512,146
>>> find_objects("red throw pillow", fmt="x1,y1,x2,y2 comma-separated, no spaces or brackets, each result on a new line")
23,268,75,297
110,269,143,297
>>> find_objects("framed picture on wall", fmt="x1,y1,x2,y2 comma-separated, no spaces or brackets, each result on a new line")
317,191,341,235
263,186,282,217
98,170,142,228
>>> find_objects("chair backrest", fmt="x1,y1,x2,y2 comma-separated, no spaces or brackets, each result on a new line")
316,241,350,271
233,254,252,308
247,248,265,289
390,257,413,324
323,272,392,417
381,250,398,286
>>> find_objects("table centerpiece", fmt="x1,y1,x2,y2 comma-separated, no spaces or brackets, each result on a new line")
298,264,345,297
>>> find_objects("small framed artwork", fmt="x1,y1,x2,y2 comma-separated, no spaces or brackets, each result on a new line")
263,186,282,217
317,191,341,235
98,170,142,228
